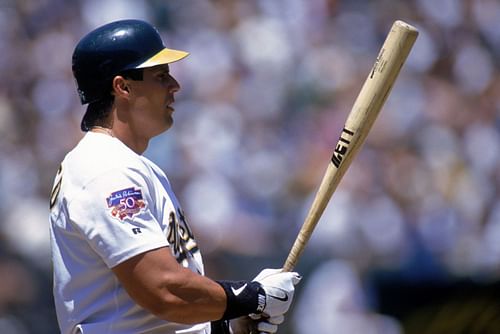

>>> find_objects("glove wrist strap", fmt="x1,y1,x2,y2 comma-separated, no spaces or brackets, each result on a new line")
216,280,266,320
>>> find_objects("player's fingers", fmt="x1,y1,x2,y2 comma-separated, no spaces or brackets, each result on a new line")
257,321,278,333
267,314,284,325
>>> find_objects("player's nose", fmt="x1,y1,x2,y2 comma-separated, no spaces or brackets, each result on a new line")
167,74,180,94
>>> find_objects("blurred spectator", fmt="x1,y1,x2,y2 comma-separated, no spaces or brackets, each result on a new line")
1,0,499,332
293,260,402,334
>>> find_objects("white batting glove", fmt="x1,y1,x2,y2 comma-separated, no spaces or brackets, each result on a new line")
252,268,301,318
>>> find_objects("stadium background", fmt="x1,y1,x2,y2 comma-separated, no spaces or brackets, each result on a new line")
0,0,499,333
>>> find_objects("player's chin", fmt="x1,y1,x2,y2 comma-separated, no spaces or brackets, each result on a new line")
149,117,173,138
163,115,174,131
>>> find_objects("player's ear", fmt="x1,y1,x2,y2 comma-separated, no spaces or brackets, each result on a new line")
112,76,130,99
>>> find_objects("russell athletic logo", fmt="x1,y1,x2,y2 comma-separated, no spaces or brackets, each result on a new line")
107,187,146,221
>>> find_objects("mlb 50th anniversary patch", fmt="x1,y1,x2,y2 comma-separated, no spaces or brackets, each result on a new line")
106,187,146,221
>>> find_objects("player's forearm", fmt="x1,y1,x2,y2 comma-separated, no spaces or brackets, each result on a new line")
151,269,227,323
113,248,228,324
149,269,265,324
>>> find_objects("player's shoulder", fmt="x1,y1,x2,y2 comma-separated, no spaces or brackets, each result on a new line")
64,132,150,181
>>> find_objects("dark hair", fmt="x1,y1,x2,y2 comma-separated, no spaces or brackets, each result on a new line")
80,69,144,132
80,94,115,131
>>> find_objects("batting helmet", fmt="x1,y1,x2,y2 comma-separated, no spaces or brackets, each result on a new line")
72,19,188,105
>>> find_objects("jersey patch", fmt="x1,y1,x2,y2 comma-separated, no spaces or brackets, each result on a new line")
106,187,146,221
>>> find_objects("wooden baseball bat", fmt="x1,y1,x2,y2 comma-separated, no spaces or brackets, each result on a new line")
283,20,418,272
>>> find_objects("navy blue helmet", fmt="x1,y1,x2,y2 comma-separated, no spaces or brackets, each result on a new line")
72,19,188,104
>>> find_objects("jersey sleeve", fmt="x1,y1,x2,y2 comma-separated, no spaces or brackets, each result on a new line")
68,167,169,268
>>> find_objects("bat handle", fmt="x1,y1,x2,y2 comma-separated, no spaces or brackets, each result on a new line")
282,256,296,272
282,164,338,272
282,228,310,272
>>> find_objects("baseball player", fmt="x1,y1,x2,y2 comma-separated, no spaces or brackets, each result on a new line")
49,19,301,334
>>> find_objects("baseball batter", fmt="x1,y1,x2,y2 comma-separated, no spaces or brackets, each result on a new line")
49,19,300,334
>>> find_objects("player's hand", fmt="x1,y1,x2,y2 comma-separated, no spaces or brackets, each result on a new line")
252,268,301,318
253,314,285,334
230,315,285,334
228,316,255,334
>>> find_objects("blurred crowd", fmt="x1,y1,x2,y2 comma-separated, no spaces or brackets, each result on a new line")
1,0,499,333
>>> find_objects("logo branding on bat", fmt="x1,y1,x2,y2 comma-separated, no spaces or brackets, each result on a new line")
331,128,354,168
370,48,385,78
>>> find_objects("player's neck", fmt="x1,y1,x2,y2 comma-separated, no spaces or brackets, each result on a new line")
90,125,149,155
114,126,149,155
91,126,115,138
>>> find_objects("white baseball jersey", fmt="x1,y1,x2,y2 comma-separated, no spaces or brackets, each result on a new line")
49,132,210,334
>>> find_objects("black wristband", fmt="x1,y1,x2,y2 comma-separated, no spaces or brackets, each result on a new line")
216,280,266,320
